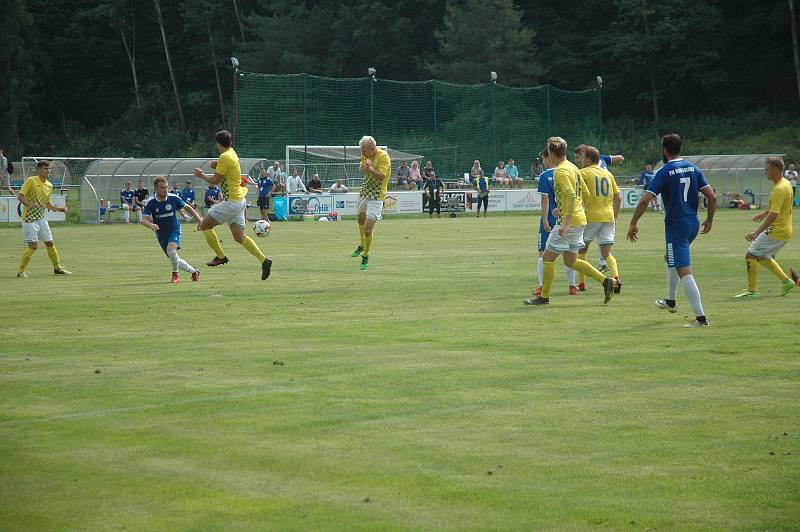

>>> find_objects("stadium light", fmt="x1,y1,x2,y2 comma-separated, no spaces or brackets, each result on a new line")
231,57,240,69
490,71,498,83
596,75,603,87
368,67,377,79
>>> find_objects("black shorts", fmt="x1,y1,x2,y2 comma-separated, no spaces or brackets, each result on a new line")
257,196,270,208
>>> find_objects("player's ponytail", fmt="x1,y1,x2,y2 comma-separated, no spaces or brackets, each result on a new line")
547,137,567,158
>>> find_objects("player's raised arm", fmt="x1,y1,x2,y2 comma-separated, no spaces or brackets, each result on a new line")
194,162,223,185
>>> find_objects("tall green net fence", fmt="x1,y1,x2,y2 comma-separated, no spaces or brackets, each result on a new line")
236,72,601,180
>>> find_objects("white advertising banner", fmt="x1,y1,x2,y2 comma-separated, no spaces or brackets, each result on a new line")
287,194,334,215
620,187,644,209
383,191,423,214
0,194,66,223
331,193,363,215
505,189,542,211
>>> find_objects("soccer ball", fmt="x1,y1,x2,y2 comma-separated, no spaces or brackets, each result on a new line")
253,219,271,237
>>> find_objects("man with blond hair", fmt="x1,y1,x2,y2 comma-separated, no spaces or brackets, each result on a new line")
350,135,391,270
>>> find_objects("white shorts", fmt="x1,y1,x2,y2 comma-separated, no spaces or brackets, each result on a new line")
22,219,53,243
208,198,246,229
357,197,383,221
583,222,616,245
546,225,585,253
748,233,788,259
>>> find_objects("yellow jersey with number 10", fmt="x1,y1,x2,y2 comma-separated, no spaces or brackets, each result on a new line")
580,164,619,223
554,159,587,226
215,148,246,201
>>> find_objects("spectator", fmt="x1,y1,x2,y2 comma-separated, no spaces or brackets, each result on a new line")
422,160,436,210
267,161,286,193
637,164,660,211
493,161,510,188
307,173,323,193
256,168,275,220
395,160,414,190
424,172,445,218
180,180,197,208
169,180,180,195
531,157,544,178
0,147,14,195
784,162,798,198
204,184,222,208
120,181,139,223
470,160,484,184
134,180,148,222
286,169,307,194
329,179,348,193
409,160,422,189
475,170,490,217
506,158,522,188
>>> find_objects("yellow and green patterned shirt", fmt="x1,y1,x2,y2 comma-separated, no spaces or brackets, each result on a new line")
19,175,53,222
359,148,392,200
215,147,246,201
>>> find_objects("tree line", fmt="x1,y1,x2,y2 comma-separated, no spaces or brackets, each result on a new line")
1,0,797,159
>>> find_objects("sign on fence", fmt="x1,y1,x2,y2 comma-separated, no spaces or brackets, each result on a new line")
0,195,66,223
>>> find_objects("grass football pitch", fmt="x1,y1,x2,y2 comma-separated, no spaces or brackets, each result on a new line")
1,209,798,530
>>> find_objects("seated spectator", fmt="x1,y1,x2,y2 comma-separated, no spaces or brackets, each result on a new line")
493,161,510,188
307,173,323,193
267,161,286,193
120,181,139,224
286,169,307,194
506,158,522,188
329,179,348,193
395,161,414,190
470,160,484,184
257,169,275,220
424,172,445,218
204,184,222,208
409,160,422,190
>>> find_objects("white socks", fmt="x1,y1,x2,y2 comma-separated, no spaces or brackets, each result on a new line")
682,274,705,318
136,210,143,223
123,209,130,223
668,267,680,300
167,249,196,274
537,257,544,286
565,267,576,287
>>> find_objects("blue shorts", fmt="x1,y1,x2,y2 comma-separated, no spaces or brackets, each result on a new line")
538,228,549,252
156,229,181,255
664,218,699,268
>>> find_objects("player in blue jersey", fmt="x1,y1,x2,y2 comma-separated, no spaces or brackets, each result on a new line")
120,181,139,224
535,148,577,296
627,134,717,327
256,168,276,221
637,164,661,211
142,176,203,284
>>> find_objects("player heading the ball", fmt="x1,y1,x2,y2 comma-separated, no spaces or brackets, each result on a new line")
350,135,391,271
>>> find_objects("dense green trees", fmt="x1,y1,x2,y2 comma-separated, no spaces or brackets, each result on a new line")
1,0,797,158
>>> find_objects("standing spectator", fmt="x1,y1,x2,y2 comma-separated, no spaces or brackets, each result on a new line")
286,169,307,194
0,148,14,195
493,161,510,188
204,184,222,208
134,180,148,223
307,173,323,193
424,172,445,218
120,181,138,223
470,160,484,184
784,162,798,198
531,156,544,178
169,180,180,195
506,158,522,188
180,180,197,208
475,170,490,217
422,160,436,210
256,169,275,220
267,161,286,193
409,160,422,189
637,164,660,211
395,161,414,190
329,179,348,193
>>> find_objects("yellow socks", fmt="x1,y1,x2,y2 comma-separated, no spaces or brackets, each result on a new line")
541,261,556,298
19,247,35,272
358,223,366,248
605,255,619,279
577,253,587,284
46,245,61,268
746,258,759,292
571,259,605,283
203,229,225,258
241,235,266,262
363,234,373,257
761,258,789,282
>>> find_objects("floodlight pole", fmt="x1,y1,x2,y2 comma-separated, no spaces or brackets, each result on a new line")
490,72,497,169
368,67,377,136
231,57,240,143
596,75,604,144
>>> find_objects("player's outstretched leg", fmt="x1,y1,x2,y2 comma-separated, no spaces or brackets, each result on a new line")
45,242,71,275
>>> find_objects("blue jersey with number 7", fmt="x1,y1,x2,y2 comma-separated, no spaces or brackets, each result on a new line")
647,158,709,225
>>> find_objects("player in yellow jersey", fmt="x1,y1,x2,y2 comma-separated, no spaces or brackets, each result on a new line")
577,146,622,293
735,156,797,298
350,135,391,270
16,160,71,278
524,137,617,305
194,130,272,280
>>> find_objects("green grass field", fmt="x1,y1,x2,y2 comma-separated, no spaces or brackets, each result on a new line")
1,209,798,530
